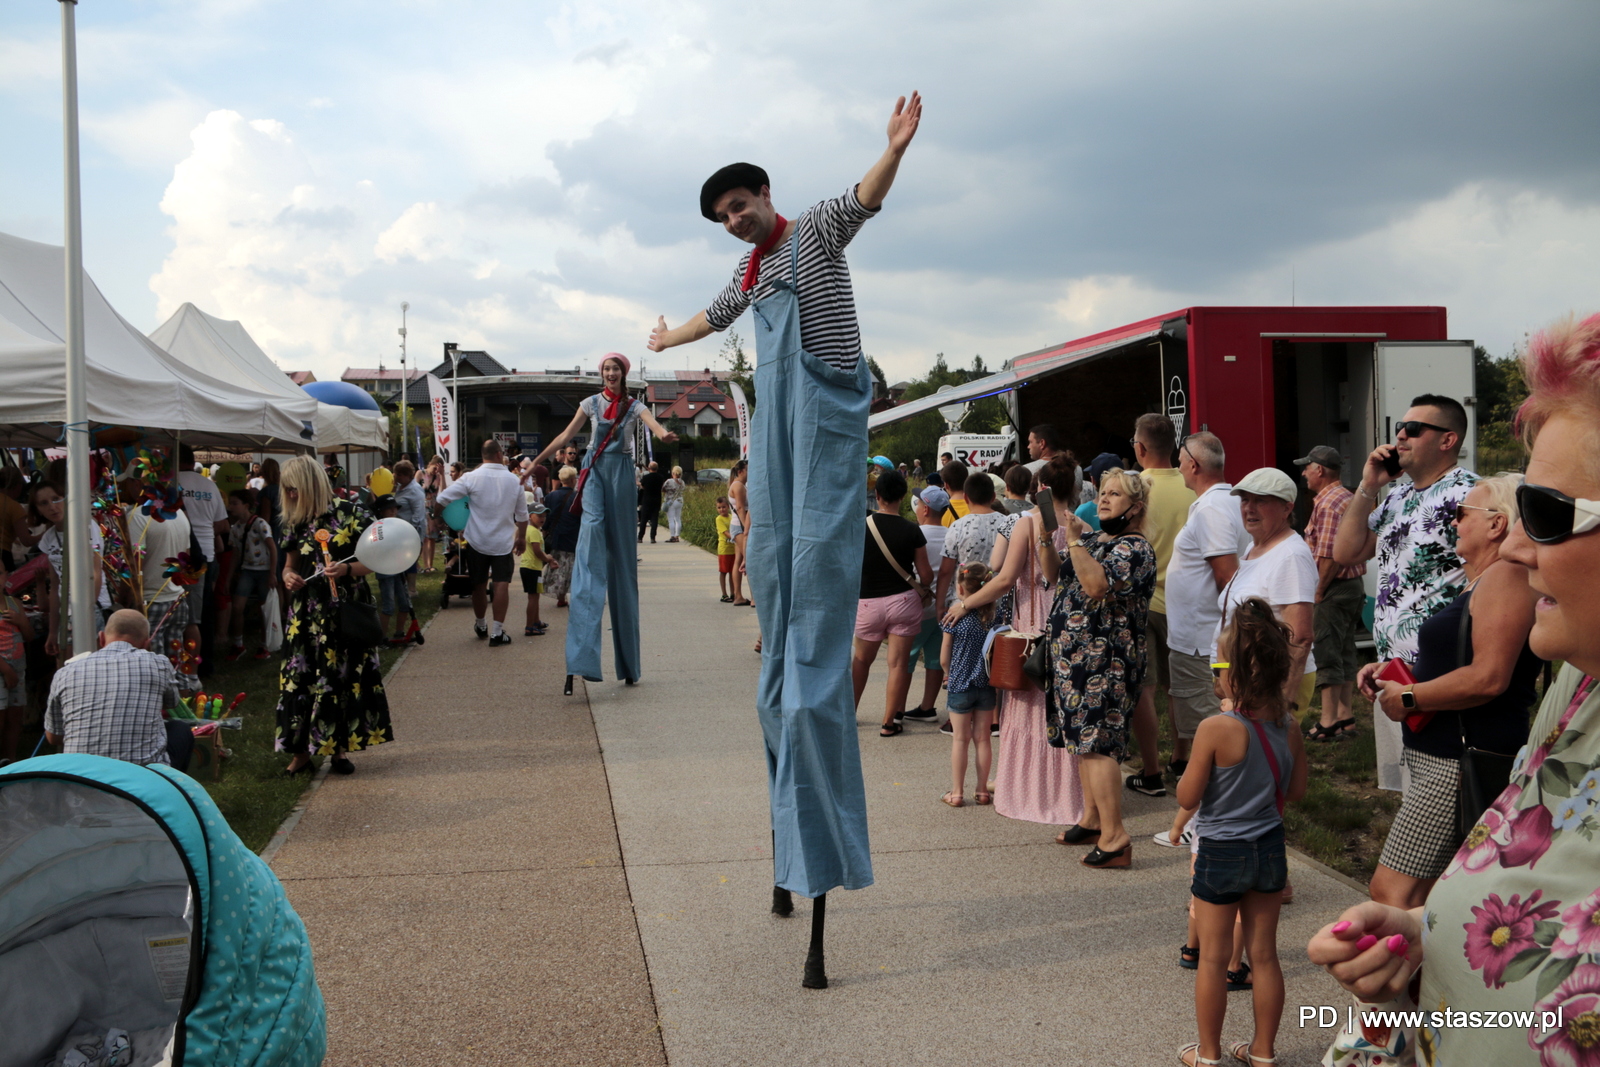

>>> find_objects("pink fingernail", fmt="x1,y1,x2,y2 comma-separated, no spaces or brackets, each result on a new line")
1332,921,1352,935
1387,935,1410,955
1354,934,1378,951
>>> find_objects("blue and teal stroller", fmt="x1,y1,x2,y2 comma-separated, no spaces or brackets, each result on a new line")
0,755,325,1066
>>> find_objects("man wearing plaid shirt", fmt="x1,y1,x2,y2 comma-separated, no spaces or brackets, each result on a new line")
45,609,180,766
1297,445,1366,741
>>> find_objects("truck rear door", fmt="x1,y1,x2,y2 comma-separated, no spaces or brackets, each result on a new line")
1374,340,1476,473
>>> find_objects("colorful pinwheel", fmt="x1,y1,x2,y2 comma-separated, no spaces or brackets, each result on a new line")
140,482,183,521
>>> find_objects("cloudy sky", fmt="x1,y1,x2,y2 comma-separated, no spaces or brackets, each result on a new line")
2,0,1598,386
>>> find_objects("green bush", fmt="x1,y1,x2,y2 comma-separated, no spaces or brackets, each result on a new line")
681,485,724,554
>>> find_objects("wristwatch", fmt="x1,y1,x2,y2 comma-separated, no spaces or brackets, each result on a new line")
1400,686,1418,711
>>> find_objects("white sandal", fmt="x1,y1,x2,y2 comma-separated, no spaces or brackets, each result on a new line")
1229,1042,1276,1066
1178,1044,1221,1066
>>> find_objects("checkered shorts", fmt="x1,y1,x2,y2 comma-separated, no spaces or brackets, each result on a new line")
1378,748,1464,879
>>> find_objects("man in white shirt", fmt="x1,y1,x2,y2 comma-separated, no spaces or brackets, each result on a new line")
176,445,228,679
1156,430,1250,848
434,438,528,645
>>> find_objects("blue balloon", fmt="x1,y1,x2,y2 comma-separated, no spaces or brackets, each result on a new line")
443,497,470,531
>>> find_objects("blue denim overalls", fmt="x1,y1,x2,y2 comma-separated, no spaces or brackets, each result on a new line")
746,233,874,897
565,396,643,682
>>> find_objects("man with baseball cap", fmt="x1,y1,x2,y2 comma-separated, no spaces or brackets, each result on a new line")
1296,445,1366,742
902,485,952,723
644,93,924,932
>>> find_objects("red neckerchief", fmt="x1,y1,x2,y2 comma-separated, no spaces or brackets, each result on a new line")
601,386,627,422
740,215,789,292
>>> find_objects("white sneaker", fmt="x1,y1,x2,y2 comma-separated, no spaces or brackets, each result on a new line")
1154,827,1194,848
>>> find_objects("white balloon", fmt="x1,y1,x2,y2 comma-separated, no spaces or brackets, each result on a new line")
354,518,422,575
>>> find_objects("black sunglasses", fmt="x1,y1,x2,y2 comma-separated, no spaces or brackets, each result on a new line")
1395,420,1450,438
1517,483,1600,544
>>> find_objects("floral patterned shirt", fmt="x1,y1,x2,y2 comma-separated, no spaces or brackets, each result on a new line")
1367,465,1478,663
1417,666,1600,1066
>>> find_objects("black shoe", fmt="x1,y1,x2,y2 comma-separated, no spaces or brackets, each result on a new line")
284,760,314,777
990,722,1000,736
1127,772,1167,797
938,720,953,735
489,631,512,647
1167,760,1189,779
902,707,939,722
1058,824,1101,845
330,756,354,775
1179,944,1200,970
474,624,488,640
1227,961,1253,992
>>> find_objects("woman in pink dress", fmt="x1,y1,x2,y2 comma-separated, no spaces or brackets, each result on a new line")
943,454,1084,835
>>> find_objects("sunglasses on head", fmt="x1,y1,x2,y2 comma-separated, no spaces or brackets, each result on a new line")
1395,420,1450,438
1516,483,1600,544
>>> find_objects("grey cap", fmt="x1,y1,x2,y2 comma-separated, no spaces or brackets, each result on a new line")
1293,444,1343,470
1231,467,1300,504
915,486,950,512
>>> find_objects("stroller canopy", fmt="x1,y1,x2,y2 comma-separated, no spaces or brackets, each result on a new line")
0,755,325,1067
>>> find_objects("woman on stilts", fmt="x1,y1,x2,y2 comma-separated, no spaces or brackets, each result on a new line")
534,354,677,694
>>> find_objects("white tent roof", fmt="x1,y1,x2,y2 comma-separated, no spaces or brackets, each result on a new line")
149,302,388,454
0,232,316,450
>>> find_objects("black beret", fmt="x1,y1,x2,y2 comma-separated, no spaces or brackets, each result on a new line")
700,163,769,222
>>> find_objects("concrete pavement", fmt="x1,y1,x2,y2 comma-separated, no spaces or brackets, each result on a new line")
276,540,1366,1066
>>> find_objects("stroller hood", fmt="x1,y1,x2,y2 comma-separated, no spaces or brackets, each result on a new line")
0,754,325,1067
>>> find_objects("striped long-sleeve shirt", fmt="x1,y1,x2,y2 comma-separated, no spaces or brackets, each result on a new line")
704,187,879,372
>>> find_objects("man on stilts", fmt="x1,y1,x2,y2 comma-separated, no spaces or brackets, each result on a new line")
648,91,923,988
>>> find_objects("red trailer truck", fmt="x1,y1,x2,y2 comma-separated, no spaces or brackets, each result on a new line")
870,306,1476,485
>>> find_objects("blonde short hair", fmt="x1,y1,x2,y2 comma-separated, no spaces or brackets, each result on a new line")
1476,472,1522,529
280,454,333,528
671,466,683,479
558,465,578,484
1099,468,1149,531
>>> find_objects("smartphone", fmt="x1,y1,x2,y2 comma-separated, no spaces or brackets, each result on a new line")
1033,488,1058,532
1381,447,1402,478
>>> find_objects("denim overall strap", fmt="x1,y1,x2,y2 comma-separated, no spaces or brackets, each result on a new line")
746,230,874,897
565,398,643,682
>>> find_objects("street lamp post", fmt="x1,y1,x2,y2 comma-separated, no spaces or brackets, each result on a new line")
398,301,409,462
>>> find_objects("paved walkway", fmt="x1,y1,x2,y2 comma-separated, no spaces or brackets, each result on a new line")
275,541,1365,1066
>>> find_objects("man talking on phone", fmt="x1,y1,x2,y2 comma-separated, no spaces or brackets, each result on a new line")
1332,394,1478,791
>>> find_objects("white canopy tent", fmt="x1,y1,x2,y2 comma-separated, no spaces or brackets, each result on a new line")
0,233,316,450
149,302,388,454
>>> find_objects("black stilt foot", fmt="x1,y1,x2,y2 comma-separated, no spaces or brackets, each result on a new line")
563,674,574,696
771,886,793,917
801,893,827,989
624,677,636,686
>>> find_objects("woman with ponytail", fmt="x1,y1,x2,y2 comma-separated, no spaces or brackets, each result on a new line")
534,354,677,691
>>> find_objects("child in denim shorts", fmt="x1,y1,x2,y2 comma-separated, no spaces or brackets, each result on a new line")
939,562,997,807
1174,597,1308,1067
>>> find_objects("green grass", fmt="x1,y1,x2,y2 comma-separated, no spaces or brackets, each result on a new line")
19,570,445,853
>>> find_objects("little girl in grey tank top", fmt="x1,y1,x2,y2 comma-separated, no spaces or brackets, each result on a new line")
1191,710,1292,842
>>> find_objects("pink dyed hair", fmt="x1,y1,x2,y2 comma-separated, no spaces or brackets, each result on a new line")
1517,312,1600,448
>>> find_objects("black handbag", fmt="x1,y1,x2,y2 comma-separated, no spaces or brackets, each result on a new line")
337,599,386,651
1022,636,1050,685
1453,586,1518,837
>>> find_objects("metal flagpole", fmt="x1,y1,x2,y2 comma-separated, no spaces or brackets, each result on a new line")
60,0,95,656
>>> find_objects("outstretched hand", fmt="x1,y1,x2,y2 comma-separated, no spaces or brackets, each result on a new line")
887,92,922,154
648,315,669,353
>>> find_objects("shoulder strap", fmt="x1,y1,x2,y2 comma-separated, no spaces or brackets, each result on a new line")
1456,584,1475,670
868,515,928,597
1247,718,1287,816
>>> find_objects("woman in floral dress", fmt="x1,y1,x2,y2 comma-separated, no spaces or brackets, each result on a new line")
1040,468,1156,870
276,455,392,776
1309,312,1600,1066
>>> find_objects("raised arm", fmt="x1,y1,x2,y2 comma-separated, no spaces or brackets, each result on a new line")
857,92,922,210
534,405,592,466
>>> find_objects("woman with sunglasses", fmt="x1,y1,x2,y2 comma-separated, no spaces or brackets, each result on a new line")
1356,474,1540,913
275,455,392,776
1310,313,1600,1066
